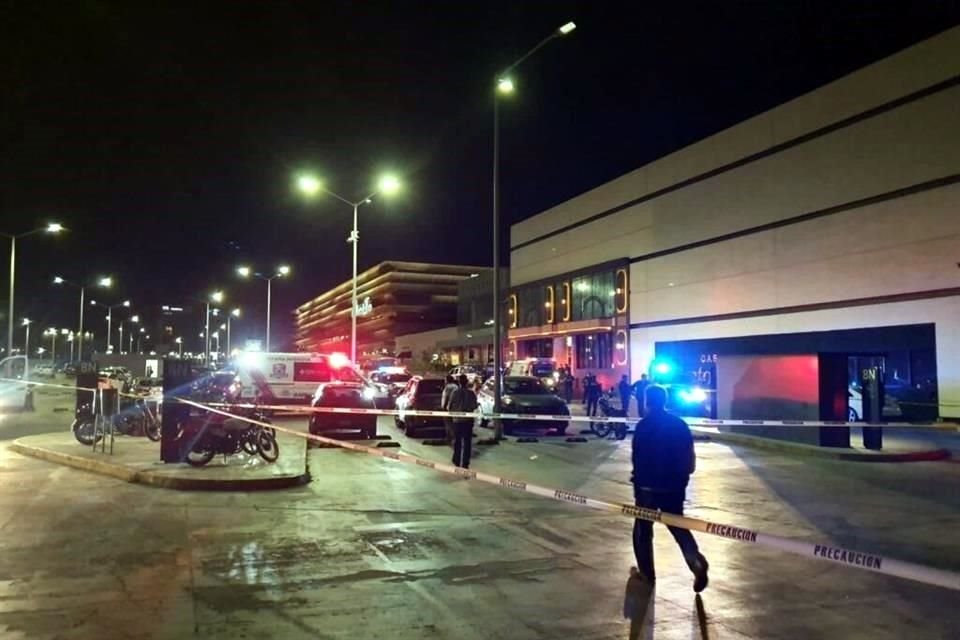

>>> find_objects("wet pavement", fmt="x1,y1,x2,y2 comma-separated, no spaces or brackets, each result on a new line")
1,407,959,639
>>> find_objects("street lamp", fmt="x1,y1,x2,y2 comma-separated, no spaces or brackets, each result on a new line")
53,274,112,361
43,328,59,363
237,265,289,352
2,223,64,373
126,315,139,353
175,336,183,357
225,308,240,356
90,299,130,353
296,172,403,362
211,330,220,361
205,291,223,365
66,331,75,361
21,318,32,364
491,21,576,440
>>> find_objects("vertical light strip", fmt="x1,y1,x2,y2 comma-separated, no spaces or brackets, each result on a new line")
545,285,555,323
615,268,628,314
562,282,571,321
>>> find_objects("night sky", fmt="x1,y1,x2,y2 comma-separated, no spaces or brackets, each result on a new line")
3,1,959,351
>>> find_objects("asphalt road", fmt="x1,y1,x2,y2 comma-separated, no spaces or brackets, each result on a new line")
0,391,958,639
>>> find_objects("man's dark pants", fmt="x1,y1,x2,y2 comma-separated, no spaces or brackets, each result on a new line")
632,486,700,580
452,421,473,468
620,392,631,415
586,398,599,417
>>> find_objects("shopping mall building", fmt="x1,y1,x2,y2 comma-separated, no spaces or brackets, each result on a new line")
508,26,960,420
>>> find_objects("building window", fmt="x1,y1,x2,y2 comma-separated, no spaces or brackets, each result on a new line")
575,332,612,369
571,271,617,321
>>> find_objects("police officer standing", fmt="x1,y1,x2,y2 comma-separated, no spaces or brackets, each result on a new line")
448,374,478,469
631,385,709,592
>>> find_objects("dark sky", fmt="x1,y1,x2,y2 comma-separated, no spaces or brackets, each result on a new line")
3,0,959,352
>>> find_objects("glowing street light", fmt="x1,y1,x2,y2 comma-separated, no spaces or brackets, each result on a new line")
204,290,224,364
90,298,130,353
52,274,112,361
2,223,64,374
490,21,576,441
295,171,404,361
175,336,183,357
237,266,289,351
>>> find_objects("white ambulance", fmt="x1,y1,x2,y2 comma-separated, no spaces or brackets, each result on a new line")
233,352,365,405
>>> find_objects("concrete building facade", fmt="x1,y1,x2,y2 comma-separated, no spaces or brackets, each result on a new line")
509,27,960,418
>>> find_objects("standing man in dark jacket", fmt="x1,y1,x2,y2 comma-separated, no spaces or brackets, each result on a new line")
448,374,478,469
632,374,649,417
631,385,709,592
584,374,601,417
618,374,632,416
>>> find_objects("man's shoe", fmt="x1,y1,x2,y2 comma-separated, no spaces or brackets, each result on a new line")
692,555,709,593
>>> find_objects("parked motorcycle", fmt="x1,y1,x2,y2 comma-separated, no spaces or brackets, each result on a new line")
72,397,162,444
184,409,279,467
592,393,629,440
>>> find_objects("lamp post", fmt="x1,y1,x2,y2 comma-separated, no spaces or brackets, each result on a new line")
127,315,139,353
22,318,32,362
237,265,289,352
2,223,64,374
53,275,111,362
44,328,58,363
175,336,183,357
67,332,75,362
137,327,145,354
224,308,240,355
90,299,130,353
205,291,223,365
211,331,220,361
296,173,401,362
491,21,576,440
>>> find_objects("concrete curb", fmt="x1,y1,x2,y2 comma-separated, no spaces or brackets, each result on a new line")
695,428,951,462
10,440,310,491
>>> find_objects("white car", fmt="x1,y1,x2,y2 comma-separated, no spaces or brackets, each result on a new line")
33,364,55,377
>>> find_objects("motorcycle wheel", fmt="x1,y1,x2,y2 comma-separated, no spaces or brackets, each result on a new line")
614,424,628,440
256,431,279,463
72,418,100,445
241,435,258,455
186,447,215,467
592,421,613,438
144,416,161,442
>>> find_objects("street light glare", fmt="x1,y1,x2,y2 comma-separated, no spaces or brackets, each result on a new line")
237,266,251,278
558,21,576,35
131,315,139,323
497,77,515,94
297,174,321,196
211,291,224,303
22,318,31,326
278,265,291,276
45,223,64,233
122,300,131,307
378,175,401,195
99,276,113,288
53,276,64,284
231,308,241,317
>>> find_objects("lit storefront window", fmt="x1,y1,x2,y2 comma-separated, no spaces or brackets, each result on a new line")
575,332,613,369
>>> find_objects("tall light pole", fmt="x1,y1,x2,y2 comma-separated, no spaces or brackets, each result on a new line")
67,332,75,362
491,21,576,440
22,318,32,362
205,291,223,366
90,299,130,353
225,308,240,355
53,275,112,362
296,173,402,362
175,336,183,357
127,315,139,353
137,327,145,353
44,328,59,362
237,266,289,352
2,223,64,373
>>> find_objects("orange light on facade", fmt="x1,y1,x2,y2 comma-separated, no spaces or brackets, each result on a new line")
545,285,555,323
562,281,571,321
509,294,518,328
614,329,628,367
615,268,628,314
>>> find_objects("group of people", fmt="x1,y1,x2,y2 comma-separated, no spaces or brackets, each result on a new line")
433,366,708,593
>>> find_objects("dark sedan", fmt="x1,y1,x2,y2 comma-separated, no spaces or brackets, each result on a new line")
309,382,378,440
394,376,447,438
477,376,570,435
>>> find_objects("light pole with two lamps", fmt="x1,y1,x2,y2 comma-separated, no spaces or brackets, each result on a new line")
89,299,130,353
21,318,32,361
237,263,289,352
205,291,224,365
491,21,576,440
52,275,112,362
2,223,64,373
296,173,401,363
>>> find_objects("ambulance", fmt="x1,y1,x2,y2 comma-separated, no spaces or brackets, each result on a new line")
232,351,365,405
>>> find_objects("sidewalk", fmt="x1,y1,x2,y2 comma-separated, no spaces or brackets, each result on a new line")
10,431,309,490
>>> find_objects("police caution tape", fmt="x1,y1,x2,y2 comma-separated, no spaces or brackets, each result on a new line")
175,396,960,592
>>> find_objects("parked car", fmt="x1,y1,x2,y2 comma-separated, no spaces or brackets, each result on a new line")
369,367,412,399
476,375,570,435
33,364,56,377
394,376,448,438
135,377,163,398
309,382,377,440
450,364,486,385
